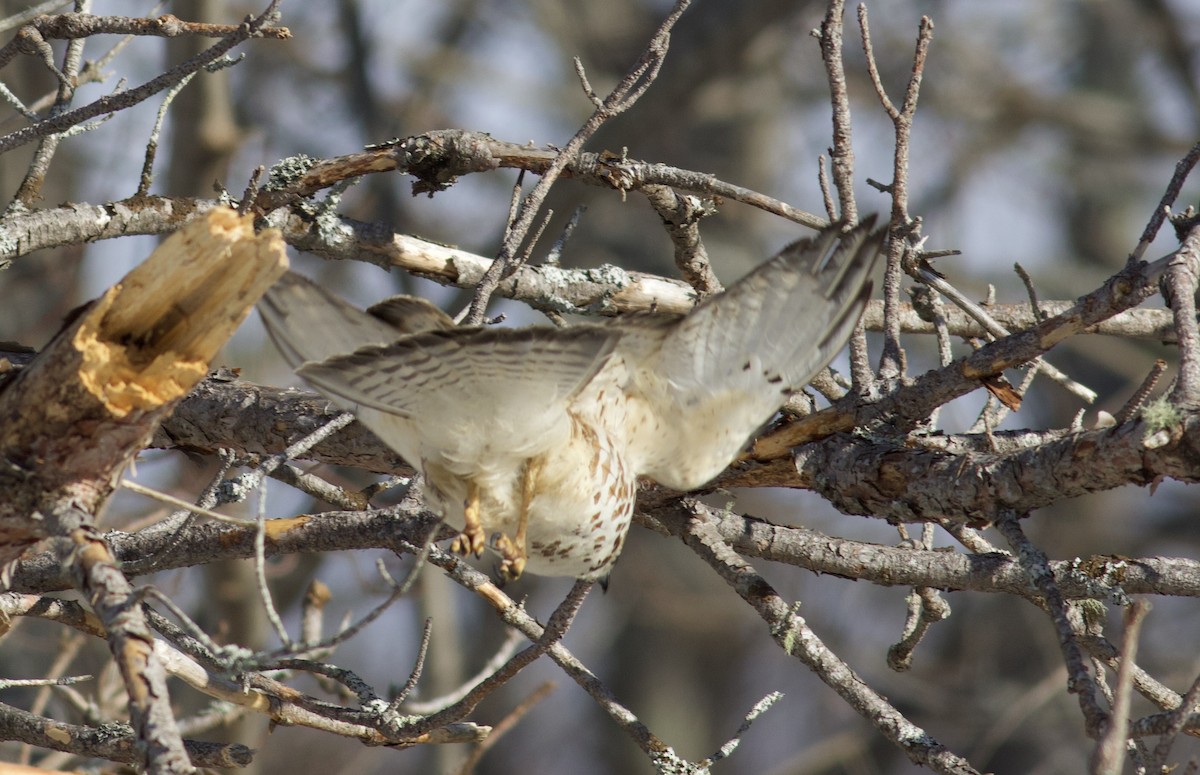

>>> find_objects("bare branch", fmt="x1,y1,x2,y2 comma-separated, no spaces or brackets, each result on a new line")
994,513,1107,737
1092,601,1149,775
669,499,981,775
0,2,285,156
461,0,694,324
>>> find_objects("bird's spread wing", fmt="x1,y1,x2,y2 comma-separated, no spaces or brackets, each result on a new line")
627,218,883,489
660,217,882,398
259,271,453,367
297,326,619,421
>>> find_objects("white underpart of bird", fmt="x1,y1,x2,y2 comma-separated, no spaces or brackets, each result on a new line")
258,219,883,582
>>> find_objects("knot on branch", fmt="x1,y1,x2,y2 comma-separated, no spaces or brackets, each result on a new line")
153,14,185,36
393,130,500,197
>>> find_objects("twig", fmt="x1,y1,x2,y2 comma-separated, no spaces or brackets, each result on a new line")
0,1,75,35
859,8,935,378
408,579,594,736
0,0,284,156
0,699,253,768
1115,359,1168,424
0,675,92,689
226,410,356,494
136,71,197,196
268,463,368,510
888,527,951,672
63,521,193,772
1014,262,1047,322
994,512,1108,737
121,479,256,526
702,691,784,766
419,546,677,764
258,132,828,229
401,627,525,715
1166,223,1200,407
254,482,292,648
123,449,239,571
7,0,88,208
817,153,836,221
1148,661,1200,765
1092,601,1149,775
817,0,856,224
1131,140,1200,262
673,500,981,774
910,285,953,427
912,263,1097,403
300,579,330,646
642,183,721,295
13,11,292,41
390,618,433,708
816,2,880,392
454,681,556,775
543,204,586,267
462,0,693,324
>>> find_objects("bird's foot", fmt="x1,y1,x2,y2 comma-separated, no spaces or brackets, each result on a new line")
450,523,486,557
451,482,486,556
494,533,527,581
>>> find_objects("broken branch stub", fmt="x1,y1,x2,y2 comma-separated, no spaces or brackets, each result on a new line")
0,209,287,563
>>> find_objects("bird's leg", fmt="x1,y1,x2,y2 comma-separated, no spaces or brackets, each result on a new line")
450,480,485,557
498,457,540,580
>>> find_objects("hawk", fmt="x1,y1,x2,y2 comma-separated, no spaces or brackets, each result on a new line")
259,220,881,581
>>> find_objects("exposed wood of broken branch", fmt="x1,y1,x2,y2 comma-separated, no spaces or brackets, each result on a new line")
0,208,285,558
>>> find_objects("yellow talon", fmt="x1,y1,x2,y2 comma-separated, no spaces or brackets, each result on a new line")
499,458,541,580
451,481,485,557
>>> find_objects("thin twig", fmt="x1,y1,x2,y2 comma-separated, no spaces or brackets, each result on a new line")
909,285,952,428
817,153,836,221
1092,601,1149,775
7,0,88,207
703,691,784,766
0,0,284,156
1014,262,1047,322
1166,223,1200,407
255,483,291,648
121,479,256,527
994,512,1108,737
543,204,586,267
454,681,556,775
462,0,693,324
914,264,1098,403
400,627,525,715
1115,359,1168,424
136,72,196,196
1132,140,1200,262
859,7,935,378
888,527,951,672
817,0,856,224
229,411,356,494
673,500,981,774
418,546,674,762
390,618,433,708
409,580,593,736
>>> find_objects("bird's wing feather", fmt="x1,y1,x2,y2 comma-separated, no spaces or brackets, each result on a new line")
627,219,882,489
259,271,452,367
297,326,619,421
659,217,882,400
